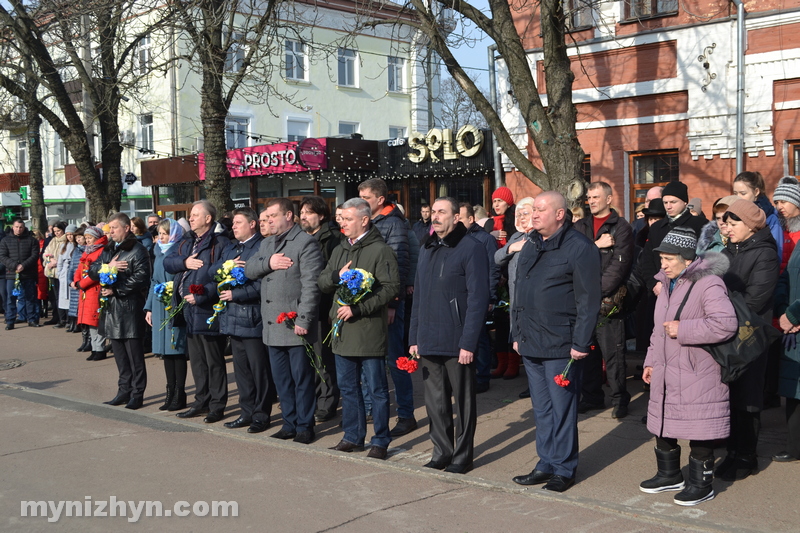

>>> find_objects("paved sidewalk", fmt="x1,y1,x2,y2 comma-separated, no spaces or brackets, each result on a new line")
0,325,797,532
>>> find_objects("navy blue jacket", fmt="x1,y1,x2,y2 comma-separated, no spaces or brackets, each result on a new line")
164,229,231,335
512,221,601,357
466,221,500,303
409,222,490,356
211,234,264,338
373,204,409,305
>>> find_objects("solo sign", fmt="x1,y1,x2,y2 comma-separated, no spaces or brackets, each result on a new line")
407,125,484,163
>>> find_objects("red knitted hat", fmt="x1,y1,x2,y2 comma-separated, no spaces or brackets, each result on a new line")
491,186,514,206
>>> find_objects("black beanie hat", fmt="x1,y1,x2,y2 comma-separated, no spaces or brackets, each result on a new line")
661,181,689,203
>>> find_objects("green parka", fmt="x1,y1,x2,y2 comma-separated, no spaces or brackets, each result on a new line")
318,226,399,358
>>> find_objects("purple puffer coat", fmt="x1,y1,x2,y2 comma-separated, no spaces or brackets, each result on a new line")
645,252,737,441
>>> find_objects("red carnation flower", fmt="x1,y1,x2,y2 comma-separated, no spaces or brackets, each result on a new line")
397,355,418,374
276,312,287,324
287,311,298,320
189,284,205,295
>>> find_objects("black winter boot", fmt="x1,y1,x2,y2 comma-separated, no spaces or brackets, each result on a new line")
160,386,175,411
674,456,715,506
167,388,187,411
640,446,685,493
77,329,91,352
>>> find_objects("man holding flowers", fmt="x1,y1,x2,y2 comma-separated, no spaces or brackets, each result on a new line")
510,191,601,492
318,198,399,460
212,207,275,434
245,198,324,444
88,213,151,410
408,197,490,474
165,200,231,423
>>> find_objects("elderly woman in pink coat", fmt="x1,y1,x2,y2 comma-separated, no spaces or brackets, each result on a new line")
640,227,737,507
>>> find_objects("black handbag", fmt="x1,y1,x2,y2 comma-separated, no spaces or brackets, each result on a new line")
674,283,779,384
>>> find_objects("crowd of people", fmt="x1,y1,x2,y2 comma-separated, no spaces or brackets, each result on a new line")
2,173,800,506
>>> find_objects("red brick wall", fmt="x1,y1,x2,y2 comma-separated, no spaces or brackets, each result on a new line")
0,173,29,192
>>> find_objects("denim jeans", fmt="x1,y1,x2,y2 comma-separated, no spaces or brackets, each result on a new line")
5,278,38,324
336,354,391,448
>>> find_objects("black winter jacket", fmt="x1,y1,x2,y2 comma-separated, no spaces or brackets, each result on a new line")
638,209,707,291
0,227,40,280
372,204,409,302
164,229,231,335
511,222,601,357
88,233,151,339
573,209,634,297
409,223,490,356
212,234,264,338
721,226,780,320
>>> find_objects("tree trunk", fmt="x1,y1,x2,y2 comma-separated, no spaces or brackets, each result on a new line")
26,111,47,232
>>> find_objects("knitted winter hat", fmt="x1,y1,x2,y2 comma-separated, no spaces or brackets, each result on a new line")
65,224,78,234
491,186,514,206
773,176,800,208
714,195,740,209
661,181,689,203
654,226,698,260
726,199,766,231
83,226,103,240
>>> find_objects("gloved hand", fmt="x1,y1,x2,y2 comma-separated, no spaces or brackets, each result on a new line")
783,333,797,352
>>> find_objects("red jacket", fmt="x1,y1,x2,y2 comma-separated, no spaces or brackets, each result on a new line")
74,237,108,327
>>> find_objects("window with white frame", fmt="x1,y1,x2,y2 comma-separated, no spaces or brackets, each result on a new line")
137,34,151,75
388,56,405,92
225,33,245,73
287,119,310,142
54,134,71,168
225,116,250,150
563,0,594,29
389,126,406,139
139,114,154,154
338,122,359,137
16,138,27,173
285,40,306,80
338,48,357,87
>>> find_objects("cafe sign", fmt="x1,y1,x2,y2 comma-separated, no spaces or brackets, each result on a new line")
407,125,484,164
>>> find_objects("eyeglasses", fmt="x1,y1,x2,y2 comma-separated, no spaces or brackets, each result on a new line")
515,211,531,219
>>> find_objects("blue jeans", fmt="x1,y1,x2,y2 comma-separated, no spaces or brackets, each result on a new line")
523,356,583,479
336,354,391,448
386,301,414,418
5,278,38,324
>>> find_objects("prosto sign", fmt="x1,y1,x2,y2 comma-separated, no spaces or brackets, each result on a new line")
407,125,484,164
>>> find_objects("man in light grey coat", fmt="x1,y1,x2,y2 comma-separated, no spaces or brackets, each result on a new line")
245,198,325,444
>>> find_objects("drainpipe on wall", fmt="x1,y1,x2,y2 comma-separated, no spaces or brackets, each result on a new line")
488,44,504,189
731,0,746,175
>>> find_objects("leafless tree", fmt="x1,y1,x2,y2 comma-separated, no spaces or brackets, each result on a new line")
439,74,488,132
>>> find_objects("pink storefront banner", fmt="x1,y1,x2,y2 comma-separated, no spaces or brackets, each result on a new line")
198,138,327,180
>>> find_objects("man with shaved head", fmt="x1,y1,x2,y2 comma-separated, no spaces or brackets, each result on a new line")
510,191,601,493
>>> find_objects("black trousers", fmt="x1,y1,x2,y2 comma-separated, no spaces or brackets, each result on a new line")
315,321,339,414
187,334,228,413
581,316,630,407
110,338,147,399
231,336,274,423
656,436,714,462
422,355,477,466
785,398,800,459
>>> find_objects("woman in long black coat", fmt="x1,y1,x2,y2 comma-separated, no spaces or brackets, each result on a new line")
718,199,780,481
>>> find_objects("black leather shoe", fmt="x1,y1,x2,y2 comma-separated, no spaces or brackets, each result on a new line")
204,411,224,424
612,405,629,419
125,397,143,410
329,440,364,452
293,430,315,444
176,406,209,419
5,323,13,330
247,420,270,434
444,462,472,474
423,459,450,470
367,446,388,460
542,475,575,492
104,392,130,406
314,410,336,422
15,319,25,324
578,401,605,414
513,469,553,486
27,322,41,328
271,429,297,440
475,382,490,394
53,322,66,329
519,388,531,399
389,417,418,437
223,416,252,429
772,451,798,463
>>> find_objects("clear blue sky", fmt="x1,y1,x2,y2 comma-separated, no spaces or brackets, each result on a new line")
448,0,491,89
